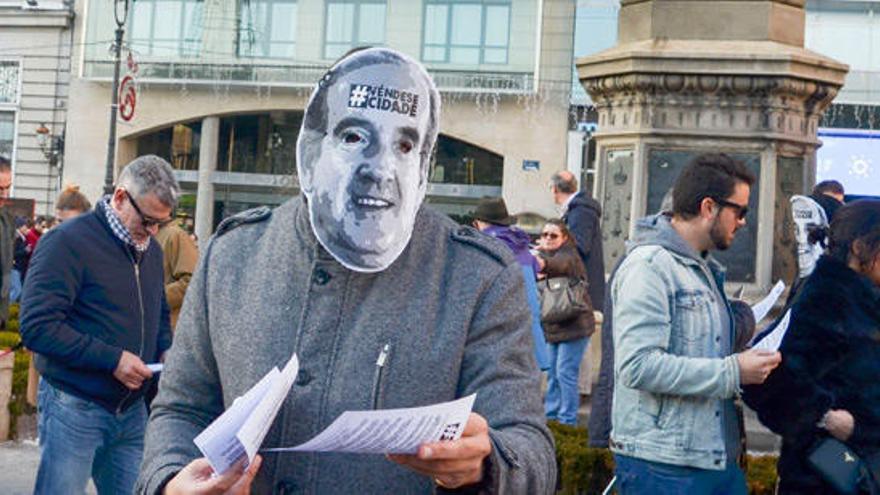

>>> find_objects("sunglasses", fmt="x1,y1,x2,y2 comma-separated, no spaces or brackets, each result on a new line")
124,190,172,229
713,198,749,221
541,232,560,240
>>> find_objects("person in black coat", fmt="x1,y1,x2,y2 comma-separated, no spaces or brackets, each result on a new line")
748,200,880,494
550,171,605,310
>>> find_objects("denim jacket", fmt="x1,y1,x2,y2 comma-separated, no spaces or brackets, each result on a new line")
610,214,741,470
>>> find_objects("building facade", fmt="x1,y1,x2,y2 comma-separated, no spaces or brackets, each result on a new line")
64,0,577,238
0,0,73,214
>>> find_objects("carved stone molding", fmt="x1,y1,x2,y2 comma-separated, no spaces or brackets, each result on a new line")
581,73,841,144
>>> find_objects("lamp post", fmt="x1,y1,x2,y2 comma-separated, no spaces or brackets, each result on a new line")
35,123,63,166
103,0,129,195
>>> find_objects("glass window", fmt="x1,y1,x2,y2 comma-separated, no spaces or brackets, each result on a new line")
430,135,503,186
422,0,510,65
0,61,21,105
129,0,203,57
217,112,302,175
239,0,298,59
0,112,14,161
324,1,387,59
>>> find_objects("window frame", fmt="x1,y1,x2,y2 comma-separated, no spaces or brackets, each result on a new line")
237,0,299,59
323,0,388,60
421,0,512,65
0,59,21,194
128,0,204,57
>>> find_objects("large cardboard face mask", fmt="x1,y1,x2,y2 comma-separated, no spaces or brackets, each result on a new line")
296,49,439,272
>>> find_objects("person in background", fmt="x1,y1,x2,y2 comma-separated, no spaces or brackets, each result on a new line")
610,153,781,493
537,218,595,425
811,179,845,222
21,155,177,494
55,184,92,223
155,219,199,330
25,215,44,253
10,216,28,302
549,171,606,311
0,157,14,328
749,200,880,494
472,196,549,371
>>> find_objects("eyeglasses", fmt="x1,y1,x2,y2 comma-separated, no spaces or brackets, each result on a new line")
124,190,172,229
713,198,749,221
541,232,560,240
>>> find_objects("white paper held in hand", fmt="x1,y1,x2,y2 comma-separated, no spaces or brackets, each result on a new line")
751,309,792,352
751,280,786,324
262,394,477,454
146,363,163,373
193,354,299,475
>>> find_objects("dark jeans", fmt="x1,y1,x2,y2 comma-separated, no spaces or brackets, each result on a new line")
614,454,747,495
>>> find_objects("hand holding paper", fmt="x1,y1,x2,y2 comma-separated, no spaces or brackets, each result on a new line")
388,411,492,490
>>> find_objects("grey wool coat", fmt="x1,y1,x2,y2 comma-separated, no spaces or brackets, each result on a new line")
136,196,556,495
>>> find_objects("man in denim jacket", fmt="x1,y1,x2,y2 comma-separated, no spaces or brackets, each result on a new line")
610,153,781,493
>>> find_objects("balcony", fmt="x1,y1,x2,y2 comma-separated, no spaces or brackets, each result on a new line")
81,59,536,95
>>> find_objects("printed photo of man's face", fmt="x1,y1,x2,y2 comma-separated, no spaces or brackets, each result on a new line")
298,53,435,272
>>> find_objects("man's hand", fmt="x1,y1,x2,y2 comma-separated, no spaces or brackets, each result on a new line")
165,456,262,495
387,413,492,489
824,409,855,442
113,350,152,390
737,349,782,385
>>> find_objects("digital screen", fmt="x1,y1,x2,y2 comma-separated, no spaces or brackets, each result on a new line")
816,129,880,197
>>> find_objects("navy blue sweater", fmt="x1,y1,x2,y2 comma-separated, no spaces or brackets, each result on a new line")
21,201,171,413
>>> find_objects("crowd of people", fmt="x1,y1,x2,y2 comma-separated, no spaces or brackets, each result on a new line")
1,46,877,495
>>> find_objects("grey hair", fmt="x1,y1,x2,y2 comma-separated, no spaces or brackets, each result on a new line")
550,172,577,194
116,155,180,208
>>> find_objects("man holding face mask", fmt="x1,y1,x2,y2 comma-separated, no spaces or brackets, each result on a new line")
138,48,555,494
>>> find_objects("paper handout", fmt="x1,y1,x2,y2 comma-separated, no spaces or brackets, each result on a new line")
751,280,786,324
146,363,163,373
751,309,792,352
262,394,477,455
193,354,299,474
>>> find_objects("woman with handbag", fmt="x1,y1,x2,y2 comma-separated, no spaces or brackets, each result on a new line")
750,200,880,494
536,219,596,425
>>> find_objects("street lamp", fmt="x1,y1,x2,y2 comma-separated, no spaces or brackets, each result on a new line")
35,123,64,166
103,0,129,195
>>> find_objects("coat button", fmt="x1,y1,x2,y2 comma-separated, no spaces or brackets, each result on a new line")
295,369,313,386
312,268,331,285
715,411,721,417
714,459,721,466
715,336,721,342
275,480,298,494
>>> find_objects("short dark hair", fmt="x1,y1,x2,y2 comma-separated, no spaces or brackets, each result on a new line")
549,172,577,194
813,180,844,197
828,199,880,270
0,156,10,172
672,153,756,219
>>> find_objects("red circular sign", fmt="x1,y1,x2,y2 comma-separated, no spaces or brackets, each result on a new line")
119,75,137,122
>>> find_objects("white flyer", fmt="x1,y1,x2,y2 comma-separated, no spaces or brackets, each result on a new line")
751,309,792,352
146,363,163,373
751,280,786,324
262,394,476,455
193,354,299,474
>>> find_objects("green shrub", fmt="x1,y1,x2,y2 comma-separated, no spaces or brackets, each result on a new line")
549,421,778,494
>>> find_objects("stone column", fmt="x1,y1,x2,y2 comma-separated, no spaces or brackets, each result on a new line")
577,0,848,293
195,116,218,244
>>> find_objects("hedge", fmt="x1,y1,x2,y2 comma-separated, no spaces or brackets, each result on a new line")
0,303,34,438
548,421,778,494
